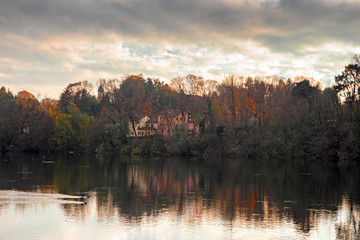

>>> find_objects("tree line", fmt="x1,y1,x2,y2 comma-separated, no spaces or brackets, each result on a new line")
1,56,360,164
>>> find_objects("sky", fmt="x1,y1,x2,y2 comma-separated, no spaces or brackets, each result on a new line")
0,0,359,99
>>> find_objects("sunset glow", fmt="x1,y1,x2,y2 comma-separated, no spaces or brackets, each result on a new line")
0,0,359,98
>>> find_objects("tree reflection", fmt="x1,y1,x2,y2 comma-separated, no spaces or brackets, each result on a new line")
336,197,360,240
1,154,360,237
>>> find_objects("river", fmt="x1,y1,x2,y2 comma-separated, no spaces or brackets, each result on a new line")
0,154,359,239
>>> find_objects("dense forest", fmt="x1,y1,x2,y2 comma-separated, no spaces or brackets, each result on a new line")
1,56,360,164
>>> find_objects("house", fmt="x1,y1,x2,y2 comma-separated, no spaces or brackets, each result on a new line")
186,113,199,134
128,109,198,137
155,109,183,136
128,114,151,137
152,109,190,136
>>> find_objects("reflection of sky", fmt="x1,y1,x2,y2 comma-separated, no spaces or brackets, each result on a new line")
0,190,358,240
1,155,359,239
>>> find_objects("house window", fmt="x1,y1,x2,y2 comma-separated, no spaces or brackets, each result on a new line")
151,124,153,127
132,132,134,136
138,132,140,136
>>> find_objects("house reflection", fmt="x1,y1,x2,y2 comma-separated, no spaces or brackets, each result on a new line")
1,153,360,238
71,157,359,237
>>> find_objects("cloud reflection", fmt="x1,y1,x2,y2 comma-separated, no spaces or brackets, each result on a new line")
0,154,360,239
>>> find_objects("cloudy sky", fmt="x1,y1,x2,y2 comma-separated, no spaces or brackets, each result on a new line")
0,0,359,98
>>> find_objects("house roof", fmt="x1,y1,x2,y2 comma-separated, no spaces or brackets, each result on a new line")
168,109,182,117
135,113,149,120
145,109,184,124
146,116,158,123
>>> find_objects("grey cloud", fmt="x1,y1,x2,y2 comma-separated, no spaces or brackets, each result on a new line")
1,0,359,53
260,0,360,51
1,0,360,95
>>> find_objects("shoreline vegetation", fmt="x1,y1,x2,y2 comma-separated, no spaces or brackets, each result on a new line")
1,56,360,165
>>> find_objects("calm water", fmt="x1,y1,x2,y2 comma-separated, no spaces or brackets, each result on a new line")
0,154,359,240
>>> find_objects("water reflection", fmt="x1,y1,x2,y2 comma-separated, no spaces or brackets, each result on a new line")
0,154,359,239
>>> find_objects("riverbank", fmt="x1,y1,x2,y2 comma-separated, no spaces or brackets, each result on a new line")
2,121,359,167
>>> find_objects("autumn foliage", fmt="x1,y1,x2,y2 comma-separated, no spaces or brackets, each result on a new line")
1,57,360,164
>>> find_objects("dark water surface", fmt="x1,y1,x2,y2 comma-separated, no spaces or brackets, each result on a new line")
0,154,359,239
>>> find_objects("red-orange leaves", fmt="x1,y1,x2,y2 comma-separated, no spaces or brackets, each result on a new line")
246,97,258,116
